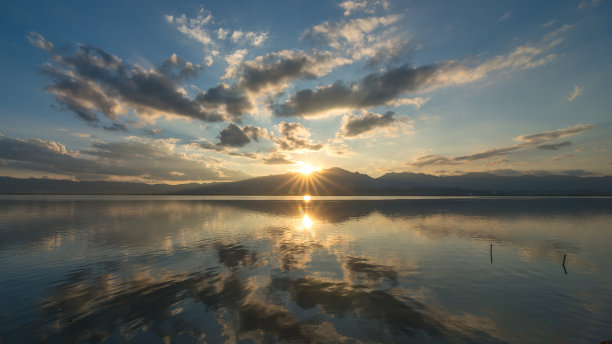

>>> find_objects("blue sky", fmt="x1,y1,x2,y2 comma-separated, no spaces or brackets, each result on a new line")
1,0,611,183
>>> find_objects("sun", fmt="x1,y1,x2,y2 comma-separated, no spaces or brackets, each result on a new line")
299,164,316,175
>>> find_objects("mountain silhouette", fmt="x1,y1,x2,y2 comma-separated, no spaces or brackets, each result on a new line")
1,168,612,195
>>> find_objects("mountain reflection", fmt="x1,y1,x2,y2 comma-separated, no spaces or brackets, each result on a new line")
1,197,611,343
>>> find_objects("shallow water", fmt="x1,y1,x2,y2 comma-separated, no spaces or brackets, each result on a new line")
0,196,610,343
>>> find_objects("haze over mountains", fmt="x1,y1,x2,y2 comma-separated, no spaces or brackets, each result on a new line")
2,168,612,195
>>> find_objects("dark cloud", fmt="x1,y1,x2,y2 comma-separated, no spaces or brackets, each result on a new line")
37,44,223,126
102,123,128,132
237,51,347,93
0,135,247,182
196,84,252,119
274,122,324,151
273,64,439,117
218,123,251,147
536,141,572,150
341,111,398,137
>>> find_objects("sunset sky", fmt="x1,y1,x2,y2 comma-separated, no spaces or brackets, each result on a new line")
1,0,611,183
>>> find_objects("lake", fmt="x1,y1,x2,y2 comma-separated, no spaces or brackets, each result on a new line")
0,196,611,343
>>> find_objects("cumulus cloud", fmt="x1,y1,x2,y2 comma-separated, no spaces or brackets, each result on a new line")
0,135,247,182
36,44,224,126
339,111,411,138
409,124,594,167
274,122,324,151
567,85,583,102
196,123,269,150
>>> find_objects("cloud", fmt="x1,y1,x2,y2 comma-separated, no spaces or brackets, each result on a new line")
339,111,411,138
497,11,512,22
36,44,224,126
549,154,574,162
303,15,401,50
26,31,54,51
274,37,559,118
410,155,462,168
166,10,215,46
217,123,251,147
159,53,203,80
536,141,572,150
302,14,409,65
0,135,248,182
196,83,252,120
261,153,297,165
274,122,324,151
409,124,594,167
339,0,368,16
567,85,583,102
235,50,351,94
339,0,389,16
485,157,509,167
578,0,602,10
197,123,269,150
166,8,268,63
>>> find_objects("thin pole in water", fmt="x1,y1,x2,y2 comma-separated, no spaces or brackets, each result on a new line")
562,253,567,275
490,243,493,264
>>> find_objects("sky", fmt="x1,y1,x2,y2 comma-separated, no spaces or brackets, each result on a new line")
1,0,611,184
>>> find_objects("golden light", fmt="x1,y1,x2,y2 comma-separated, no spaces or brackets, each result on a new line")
302,214,313,230
303,195,311,202
298,164,315,175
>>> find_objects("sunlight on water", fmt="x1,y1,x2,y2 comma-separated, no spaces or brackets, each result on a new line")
0,196,611,343
302,214,313,230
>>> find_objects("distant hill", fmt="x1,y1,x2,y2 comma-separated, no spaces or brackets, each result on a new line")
1,168,612,195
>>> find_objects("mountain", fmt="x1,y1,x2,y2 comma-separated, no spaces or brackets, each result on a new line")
1,168,612,195
377,172,612,195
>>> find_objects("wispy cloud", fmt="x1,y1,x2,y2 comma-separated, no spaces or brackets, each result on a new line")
567,85,583,102
497,11,512,22
409,124,594,167
578,0,602,10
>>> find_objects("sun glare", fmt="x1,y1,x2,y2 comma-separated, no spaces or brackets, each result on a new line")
303,195,311,202
299,164,315,175
302,214,313,230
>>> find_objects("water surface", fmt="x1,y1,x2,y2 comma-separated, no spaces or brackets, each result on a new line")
0,196,611,343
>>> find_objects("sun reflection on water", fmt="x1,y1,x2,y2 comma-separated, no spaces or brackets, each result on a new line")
302,214,313,230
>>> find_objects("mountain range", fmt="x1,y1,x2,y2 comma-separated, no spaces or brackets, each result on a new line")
2,168,612,195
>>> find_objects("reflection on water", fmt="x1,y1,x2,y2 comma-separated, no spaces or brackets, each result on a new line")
0,197,611,343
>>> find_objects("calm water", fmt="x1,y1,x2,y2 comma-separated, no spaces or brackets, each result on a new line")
0,196,611,343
